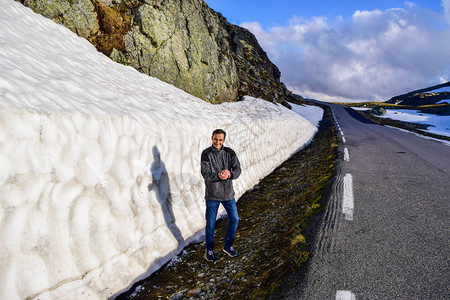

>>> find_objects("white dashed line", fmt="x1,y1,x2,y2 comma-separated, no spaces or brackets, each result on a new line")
342,136,346,143
336,290,356,300
344,148,350,162
343,173,354,221
340,130,344,136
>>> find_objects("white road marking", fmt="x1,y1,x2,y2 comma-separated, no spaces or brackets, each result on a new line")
342,136,346,143
344,148,350,162
340,130,344,136
336,290,356,300
343,173,354,221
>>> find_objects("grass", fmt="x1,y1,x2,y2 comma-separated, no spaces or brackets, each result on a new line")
116,104,338,299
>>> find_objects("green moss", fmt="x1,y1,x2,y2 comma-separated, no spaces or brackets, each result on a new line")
292,251,309,268
290,234,306,249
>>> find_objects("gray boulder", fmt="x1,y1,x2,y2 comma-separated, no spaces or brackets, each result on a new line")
370,107,386,116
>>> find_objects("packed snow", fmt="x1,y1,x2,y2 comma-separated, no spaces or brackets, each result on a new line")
289,103,323,127
0,1,322,299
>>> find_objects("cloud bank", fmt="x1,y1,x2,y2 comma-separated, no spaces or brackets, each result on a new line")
242,1,450,101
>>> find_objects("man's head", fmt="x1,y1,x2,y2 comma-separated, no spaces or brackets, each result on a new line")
211,129,226,150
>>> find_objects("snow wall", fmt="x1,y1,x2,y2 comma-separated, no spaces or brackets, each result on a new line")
0,1,319,299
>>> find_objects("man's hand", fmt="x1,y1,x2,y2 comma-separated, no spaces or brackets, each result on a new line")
218,169,231,180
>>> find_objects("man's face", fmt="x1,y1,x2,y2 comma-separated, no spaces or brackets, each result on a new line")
212,133,225,150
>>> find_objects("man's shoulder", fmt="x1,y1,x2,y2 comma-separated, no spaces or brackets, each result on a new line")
201,146,213,157
223,147,237,156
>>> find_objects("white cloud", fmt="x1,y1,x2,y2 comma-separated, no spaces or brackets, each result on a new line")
444,0,450,24
242,3,450,101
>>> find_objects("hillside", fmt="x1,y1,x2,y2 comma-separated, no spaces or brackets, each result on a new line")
345,80,450,140
386,81,450,106
16,0,293,103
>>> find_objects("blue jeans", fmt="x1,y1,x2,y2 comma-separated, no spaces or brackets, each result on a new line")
205,198,239,251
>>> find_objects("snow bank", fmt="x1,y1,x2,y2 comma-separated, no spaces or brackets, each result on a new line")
0,1,319,299
289,102,323,127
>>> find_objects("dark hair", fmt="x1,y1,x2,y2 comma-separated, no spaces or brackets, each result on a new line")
212,128,226,139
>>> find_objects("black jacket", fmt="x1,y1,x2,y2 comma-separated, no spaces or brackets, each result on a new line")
201,145,241,201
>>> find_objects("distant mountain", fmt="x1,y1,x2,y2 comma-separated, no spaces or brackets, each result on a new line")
17,0,291,104
386,82,450,106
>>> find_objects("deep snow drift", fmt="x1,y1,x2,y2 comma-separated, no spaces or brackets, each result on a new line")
290,103,323,127
0,1,322,299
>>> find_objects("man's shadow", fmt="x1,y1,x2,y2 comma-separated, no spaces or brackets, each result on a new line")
149,146,184,245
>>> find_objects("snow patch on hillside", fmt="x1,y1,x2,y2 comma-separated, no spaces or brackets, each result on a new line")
0,1,321,299
428,86,450,93
352,107,450,138
436,99,449,104
379,109,450,137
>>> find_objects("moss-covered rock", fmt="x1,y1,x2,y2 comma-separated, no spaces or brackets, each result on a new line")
20,0,99,38
17,0,289,103
370,106,386,116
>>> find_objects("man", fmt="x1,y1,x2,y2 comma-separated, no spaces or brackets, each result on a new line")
201,129,241,262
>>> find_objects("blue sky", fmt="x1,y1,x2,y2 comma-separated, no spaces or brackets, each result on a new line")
206,0,443,30
205,0,450,101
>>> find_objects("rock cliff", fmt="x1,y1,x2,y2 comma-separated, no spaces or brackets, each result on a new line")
17,0,291,103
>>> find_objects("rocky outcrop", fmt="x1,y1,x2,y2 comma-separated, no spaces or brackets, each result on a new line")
17,0,289,103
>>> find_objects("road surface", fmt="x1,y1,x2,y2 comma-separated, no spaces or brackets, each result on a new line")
285,104,450,299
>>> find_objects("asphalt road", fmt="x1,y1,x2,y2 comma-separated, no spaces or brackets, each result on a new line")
285,104,450,300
